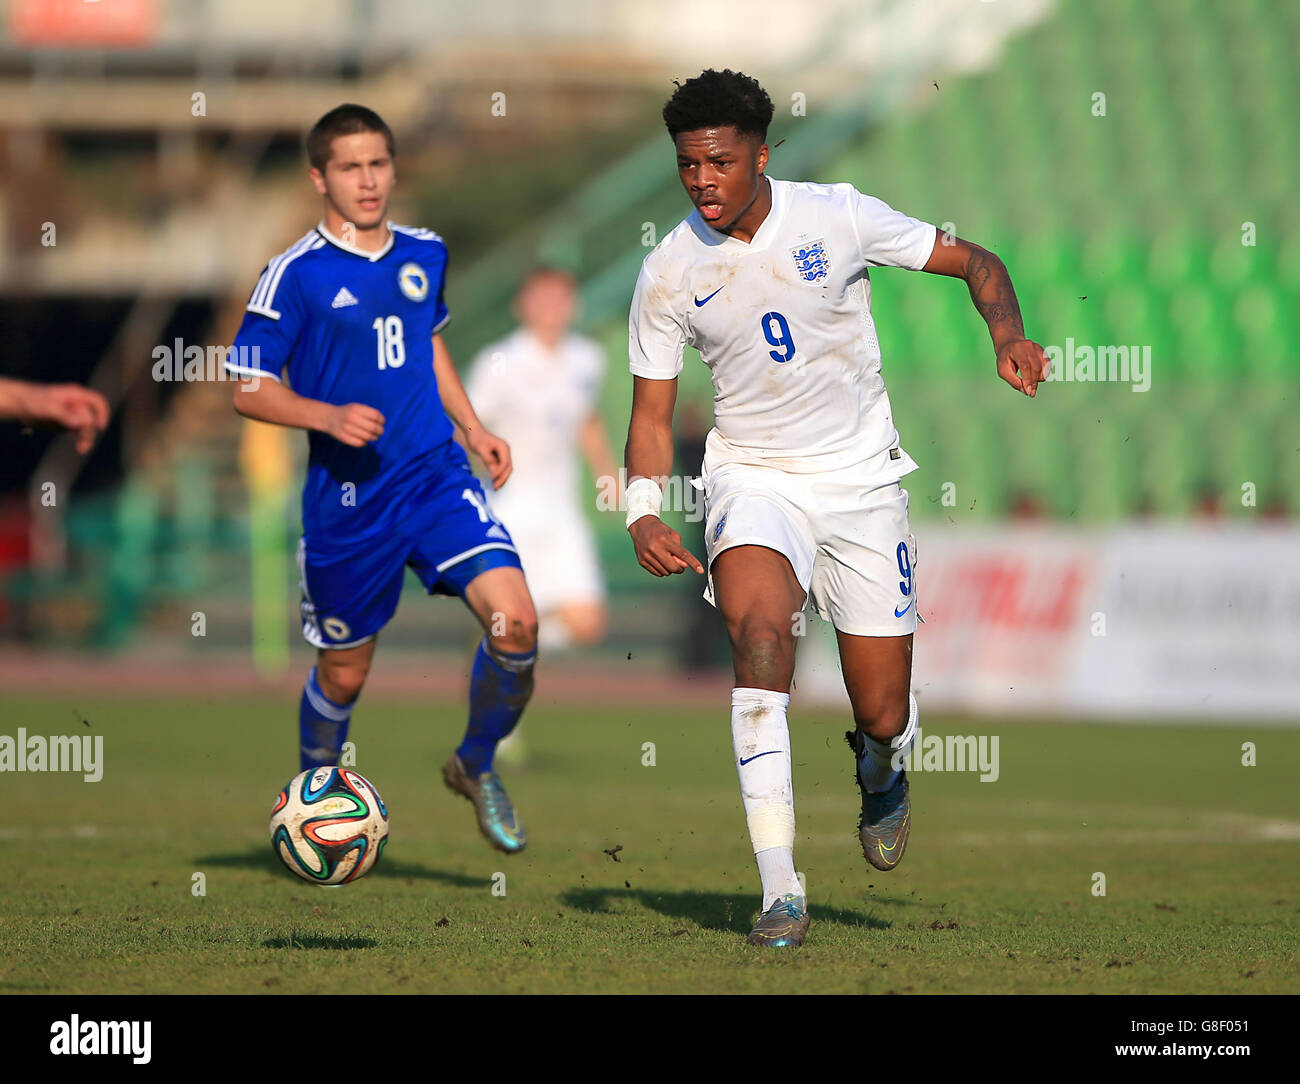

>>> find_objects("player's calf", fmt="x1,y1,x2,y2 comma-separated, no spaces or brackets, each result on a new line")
299,665,354,771
449,566,538,849
447,634,533,852
838,631,913,780
443,636,535,852
846,693,919,871
439,602,537,852
299,642,375,771
452,634,536,785
315,642,374,704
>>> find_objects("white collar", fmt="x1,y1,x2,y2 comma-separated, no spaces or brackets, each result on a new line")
316,220,394,261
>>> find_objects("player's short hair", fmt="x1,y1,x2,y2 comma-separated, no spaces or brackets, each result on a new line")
519,265,577,292
662,69,774,144
307,104,395,171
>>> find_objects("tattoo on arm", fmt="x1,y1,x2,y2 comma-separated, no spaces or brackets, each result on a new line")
965,247,1024,347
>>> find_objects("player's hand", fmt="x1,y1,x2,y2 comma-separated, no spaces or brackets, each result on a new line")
996,338,1050,397
326,403,385,447
629,516,705,577
20,383,110,453
468,429,512,490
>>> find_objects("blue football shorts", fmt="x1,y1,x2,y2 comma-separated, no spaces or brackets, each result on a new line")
296,459,522,649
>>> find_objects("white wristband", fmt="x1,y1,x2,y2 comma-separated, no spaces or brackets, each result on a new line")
625,476,663,529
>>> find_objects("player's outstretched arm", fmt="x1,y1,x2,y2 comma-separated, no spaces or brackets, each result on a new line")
625,375,703,577
0,376,109,453
232,377,384,447
433,334,511,490
921,235,1049,397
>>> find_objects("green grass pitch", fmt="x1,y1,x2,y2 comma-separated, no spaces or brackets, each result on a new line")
1,692,1296,994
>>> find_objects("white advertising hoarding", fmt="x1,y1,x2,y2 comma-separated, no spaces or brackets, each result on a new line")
794,524,1300,722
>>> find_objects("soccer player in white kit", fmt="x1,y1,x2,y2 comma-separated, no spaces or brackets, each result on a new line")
466,268,617,651
624,70,1047,946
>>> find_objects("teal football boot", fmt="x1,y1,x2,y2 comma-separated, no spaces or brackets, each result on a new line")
442,753,526,855
747,894,811,947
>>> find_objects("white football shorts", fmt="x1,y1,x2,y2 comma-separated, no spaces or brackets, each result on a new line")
500,507,606,615
700,454,918,637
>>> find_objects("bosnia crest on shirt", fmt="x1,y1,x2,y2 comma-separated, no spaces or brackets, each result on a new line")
398,262,429,301
790,240,830,282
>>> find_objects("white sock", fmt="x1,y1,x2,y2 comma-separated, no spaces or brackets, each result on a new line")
857,693,919,793
755,847,801,909
731,687,802,910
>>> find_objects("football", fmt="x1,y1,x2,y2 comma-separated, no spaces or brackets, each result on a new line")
270,766,390,885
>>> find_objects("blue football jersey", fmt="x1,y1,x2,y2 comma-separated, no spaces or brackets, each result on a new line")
228,222,464,547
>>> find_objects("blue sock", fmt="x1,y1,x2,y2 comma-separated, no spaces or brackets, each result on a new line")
299,666,353,771
456,637,536,775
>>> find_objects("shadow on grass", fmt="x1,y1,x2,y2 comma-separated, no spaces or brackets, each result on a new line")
192,846,485,888
261,932,378,950
559,886,895,935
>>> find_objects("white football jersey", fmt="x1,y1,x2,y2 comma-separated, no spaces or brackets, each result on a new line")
629,176,937,480
465,327,606,525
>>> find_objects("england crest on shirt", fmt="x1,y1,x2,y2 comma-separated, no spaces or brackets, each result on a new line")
790,239,830,282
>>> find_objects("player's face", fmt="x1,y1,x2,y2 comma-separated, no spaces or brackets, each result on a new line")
516,274,577,342
310,131,395,232
674,126,768,232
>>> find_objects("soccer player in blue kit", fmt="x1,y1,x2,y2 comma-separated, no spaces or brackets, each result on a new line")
227,105,536,854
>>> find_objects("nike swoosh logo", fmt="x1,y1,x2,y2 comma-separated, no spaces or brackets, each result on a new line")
895,598,915,618
694,286,724,307
878,812,910,856
739,750,779,766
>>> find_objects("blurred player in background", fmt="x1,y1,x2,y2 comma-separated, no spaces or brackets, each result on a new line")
227,104,538,855
465,268,616,655
0,378,109,454
464,268,616,766
624,70,1047,945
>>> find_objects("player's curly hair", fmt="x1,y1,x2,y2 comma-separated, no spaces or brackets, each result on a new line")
307,104,395,171
662,69,774,143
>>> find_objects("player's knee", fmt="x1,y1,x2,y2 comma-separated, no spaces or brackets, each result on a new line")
317,656,370,704
852,688,910,741
490,607,539,655
731,612,797,655
729,615,796,684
